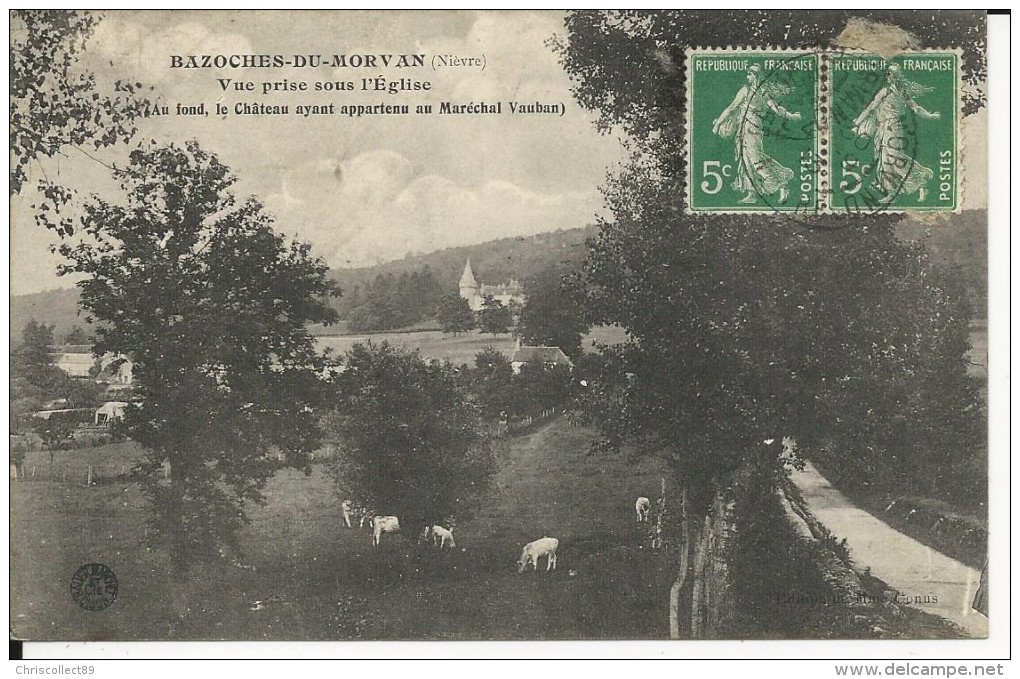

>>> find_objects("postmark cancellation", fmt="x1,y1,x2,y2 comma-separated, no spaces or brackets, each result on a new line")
685,48,961,214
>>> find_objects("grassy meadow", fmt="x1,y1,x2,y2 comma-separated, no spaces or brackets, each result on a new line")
11,418,673,641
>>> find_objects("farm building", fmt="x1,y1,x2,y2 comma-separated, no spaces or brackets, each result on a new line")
51,347,134,387
96,355,134,388
510,345,574,374
53,350,94,378
94,401,128,426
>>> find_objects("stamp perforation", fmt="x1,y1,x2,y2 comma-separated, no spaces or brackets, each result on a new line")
684,46,965,216
684,47,822,215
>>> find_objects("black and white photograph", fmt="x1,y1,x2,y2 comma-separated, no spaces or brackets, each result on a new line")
9,9,998,656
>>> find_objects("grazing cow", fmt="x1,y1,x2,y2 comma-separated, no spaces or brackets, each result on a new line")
421,525,456,549
340,499,353,528
372,515,400,546
635,496,651,523
517,537,559,573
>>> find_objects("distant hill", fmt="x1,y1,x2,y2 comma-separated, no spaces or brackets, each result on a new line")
315,226,597,333
10,288,91,345
329,226,596,302
10,226,598,342
10,214,988,342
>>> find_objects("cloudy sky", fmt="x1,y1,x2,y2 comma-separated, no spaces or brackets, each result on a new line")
11,11,988,297
11,10,626,295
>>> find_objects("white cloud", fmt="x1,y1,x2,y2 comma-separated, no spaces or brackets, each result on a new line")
265,149,598,269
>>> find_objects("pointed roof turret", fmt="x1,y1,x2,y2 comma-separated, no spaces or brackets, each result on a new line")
459,258,478,290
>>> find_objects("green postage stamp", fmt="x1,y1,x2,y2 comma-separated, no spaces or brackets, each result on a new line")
686,50,820,213
685,49,960,214
828,51,960,212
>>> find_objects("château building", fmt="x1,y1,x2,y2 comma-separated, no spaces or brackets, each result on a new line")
458,259,525,312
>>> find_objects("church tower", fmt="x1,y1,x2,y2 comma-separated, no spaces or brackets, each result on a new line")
459,258,479,309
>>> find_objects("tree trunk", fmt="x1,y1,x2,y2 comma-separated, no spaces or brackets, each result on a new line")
690,512,713,637
166,459,189,568
669,485,690,639
164,458,190,635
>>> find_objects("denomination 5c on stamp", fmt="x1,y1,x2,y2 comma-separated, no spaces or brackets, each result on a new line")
828,51,960,213
686,50,820,213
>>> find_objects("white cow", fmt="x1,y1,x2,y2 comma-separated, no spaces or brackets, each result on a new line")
635,496,651,523
517,537,559,573
372,516,400,546
421,525,456,549
340,499,353,528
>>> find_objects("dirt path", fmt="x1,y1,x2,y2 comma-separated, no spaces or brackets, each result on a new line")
791,462,988,638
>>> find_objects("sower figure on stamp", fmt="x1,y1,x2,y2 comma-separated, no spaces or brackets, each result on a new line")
712,64,802,205
852,64,940,202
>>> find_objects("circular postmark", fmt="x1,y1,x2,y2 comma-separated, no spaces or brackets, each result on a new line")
731,50,928,226
70,563,118,611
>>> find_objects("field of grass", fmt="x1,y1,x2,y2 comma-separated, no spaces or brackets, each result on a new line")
316,330,517,367
314,326,630,367
11,418,673,641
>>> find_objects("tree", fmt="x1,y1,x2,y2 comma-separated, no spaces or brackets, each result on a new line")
436,293,476,336
64,325,90,345
32,410,81,449
11,10,151,211
14,320,55,373
324,342,496,530
56,140,339,568
557,10,985,637
10,319,72,396
477,296,513,336
517,267,589,359
472,347,514,419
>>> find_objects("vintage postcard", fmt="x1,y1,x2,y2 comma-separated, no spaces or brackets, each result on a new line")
9,10,992,652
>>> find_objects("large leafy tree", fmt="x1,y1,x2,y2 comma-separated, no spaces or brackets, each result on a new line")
324,342,496,531
436,293,476,336
472,347,514,420
557,10,985,637
477,295,513,336
57,140,339,567
517,267,590,359
11,10,150,208
12,320,57,383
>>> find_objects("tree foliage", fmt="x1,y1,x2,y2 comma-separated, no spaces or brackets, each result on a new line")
517,267,590,359
560,10,985,505
345,267,444,332
469,347,577,423
557,10,986,635
436,293,476,336
472,347,515,420
9,320,102,433
324,342,496,529
10,10,150,205
64,324,90,345
56,140,339,564
477,296,513,336
13,320,56,379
